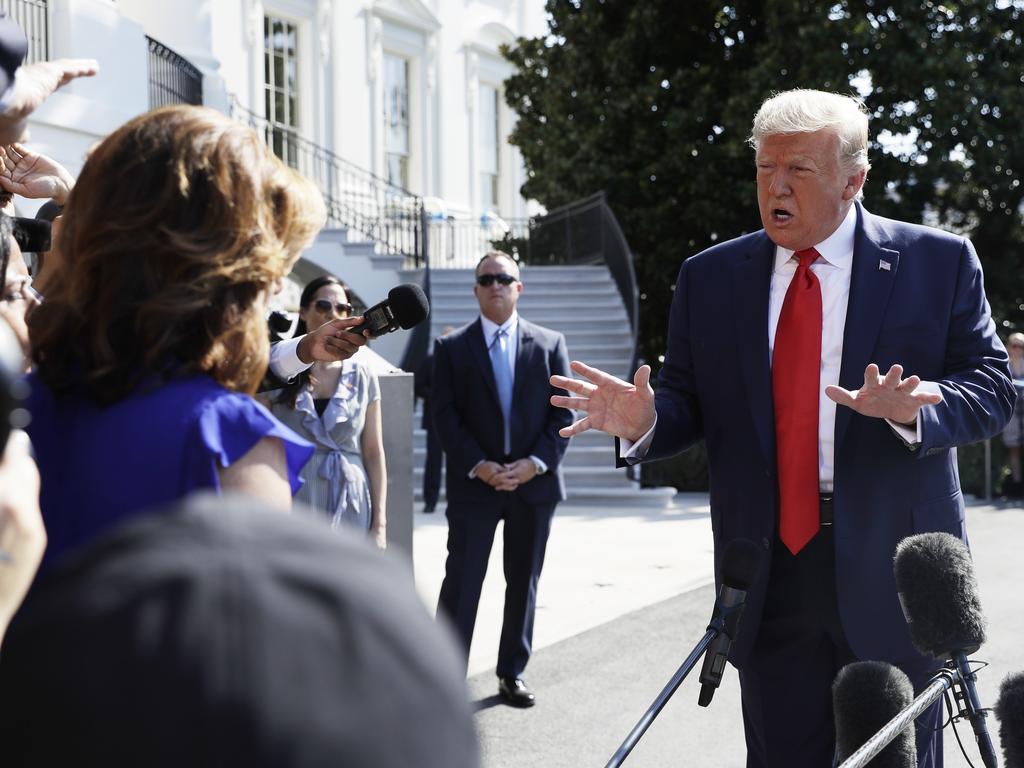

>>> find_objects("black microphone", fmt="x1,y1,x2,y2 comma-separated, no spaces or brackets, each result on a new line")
833,661,917,767
697,537,763,707
351,283,429,338
996,671,1024,768
894,532,997,768
11,216,51,253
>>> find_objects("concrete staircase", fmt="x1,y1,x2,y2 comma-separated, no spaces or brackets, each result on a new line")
416,266,675,507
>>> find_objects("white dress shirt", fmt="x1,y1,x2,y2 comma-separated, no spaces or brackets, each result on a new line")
268,335,312,382
624,204,928,488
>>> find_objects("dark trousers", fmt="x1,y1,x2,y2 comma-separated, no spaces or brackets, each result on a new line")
422,424,443,507
739,528,943,768
437,494,555,678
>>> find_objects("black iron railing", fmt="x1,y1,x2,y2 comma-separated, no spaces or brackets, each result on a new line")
147,36,203,109
0,0,47,63
418,192,640,372
231,99,426,267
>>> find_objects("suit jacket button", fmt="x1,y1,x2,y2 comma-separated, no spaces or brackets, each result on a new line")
761,538,770,549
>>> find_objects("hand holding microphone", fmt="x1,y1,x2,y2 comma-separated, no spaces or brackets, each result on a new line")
297,283,430,365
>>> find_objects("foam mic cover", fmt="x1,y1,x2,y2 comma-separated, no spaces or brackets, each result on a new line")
388,284,430,329
996,671,1024,768
893,532,986,659
352,283,430,338
833,661,917,767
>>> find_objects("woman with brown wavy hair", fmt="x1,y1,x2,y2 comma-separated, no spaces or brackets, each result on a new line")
26,105,325,569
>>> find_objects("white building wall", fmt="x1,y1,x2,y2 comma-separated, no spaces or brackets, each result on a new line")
26,0,546,220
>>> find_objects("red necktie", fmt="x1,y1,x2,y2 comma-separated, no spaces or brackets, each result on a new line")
773,248,822,555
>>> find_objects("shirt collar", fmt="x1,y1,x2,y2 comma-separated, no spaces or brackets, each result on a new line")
774,203,857,272
480,311,518,343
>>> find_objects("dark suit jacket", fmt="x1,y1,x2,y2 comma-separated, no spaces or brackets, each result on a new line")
643,202,1015,669
431,316,572,507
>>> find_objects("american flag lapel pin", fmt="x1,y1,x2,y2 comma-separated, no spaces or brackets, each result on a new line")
878,259,891,272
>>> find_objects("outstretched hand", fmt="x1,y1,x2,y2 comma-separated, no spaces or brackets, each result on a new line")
0,143,75,203
825,363,942,425
550,361,656,441
0,59,99,144
296,317,369,364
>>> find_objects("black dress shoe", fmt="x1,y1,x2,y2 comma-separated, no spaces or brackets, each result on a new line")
422,503,436,514
498,676,536,708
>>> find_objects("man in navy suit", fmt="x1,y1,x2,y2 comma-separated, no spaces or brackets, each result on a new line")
551,90,1015,765
432,251,571,707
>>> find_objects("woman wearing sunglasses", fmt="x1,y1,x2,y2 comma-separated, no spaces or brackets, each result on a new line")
268,275,387,549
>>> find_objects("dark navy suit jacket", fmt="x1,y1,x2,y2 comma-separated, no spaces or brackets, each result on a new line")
644,202,1015,669
431,316,571,506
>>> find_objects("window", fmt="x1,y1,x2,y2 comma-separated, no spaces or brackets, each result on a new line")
264,15,300,167
383,53,410,189
478,84,501,212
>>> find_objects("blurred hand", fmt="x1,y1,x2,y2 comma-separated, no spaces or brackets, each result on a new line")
371,524,387,551
502,458,537,487
296,317,369,364
0,430,46,642
0,58,99,144
825,363,942,426
550,361,656,442
0,143,74,203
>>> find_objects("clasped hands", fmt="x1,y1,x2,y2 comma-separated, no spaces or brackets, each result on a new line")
550,360,942,439
477,459,537,492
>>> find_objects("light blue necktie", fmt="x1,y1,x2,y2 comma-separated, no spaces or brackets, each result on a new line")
490,327,513,454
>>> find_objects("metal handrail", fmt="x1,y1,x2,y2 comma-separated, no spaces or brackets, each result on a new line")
146,36,203,108
230,98,425,267
0,0,48,64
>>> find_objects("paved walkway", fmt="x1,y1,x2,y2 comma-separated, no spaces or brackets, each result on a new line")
413,496,1024,767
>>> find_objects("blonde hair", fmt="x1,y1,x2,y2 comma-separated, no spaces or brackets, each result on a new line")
31,105,326,403
749,89,871,176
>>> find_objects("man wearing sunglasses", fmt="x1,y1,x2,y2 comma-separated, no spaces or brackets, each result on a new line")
431,251,572,707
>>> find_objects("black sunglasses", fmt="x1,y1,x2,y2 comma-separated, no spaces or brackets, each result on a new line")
313,298,353,315
476,273,517,287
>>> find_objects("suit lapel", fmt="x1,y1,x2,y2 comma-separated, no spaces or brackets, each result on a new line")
835,203,900,450
733,233,777,468
512,319,535,407
467,318,501,410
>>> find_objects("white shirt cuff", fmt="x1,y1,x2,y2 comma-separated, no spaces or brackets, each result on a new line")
529,455,548,475
884,380,941,448
469,459,486,479
620,415,658,460
269,336,312,382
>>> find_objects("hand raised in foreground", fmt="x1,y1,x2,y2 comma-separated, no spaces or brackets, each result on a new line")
0,430,46,643
825,363,942,425
0,59,99,144
550,361,656,442
297,317,370,364
0,143,75,203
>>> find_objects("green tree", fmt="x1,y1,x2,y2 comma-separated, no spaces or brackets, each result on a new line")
504,0,1024,370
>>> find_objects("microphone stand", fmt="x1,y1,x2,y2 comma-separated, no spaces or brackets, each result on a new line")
838,661,998,768
604,622,721,768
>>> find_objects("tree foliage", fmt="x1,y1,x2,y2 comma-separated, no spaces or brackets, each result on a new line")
504,1,1024,369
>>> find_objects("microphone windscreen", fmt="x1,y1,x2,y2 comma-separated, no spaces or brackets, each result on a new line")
997,671,1024,768
893,532,986,659
833,661,917,767
12,216,51,252
387,284,430,329
721,538,763,591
